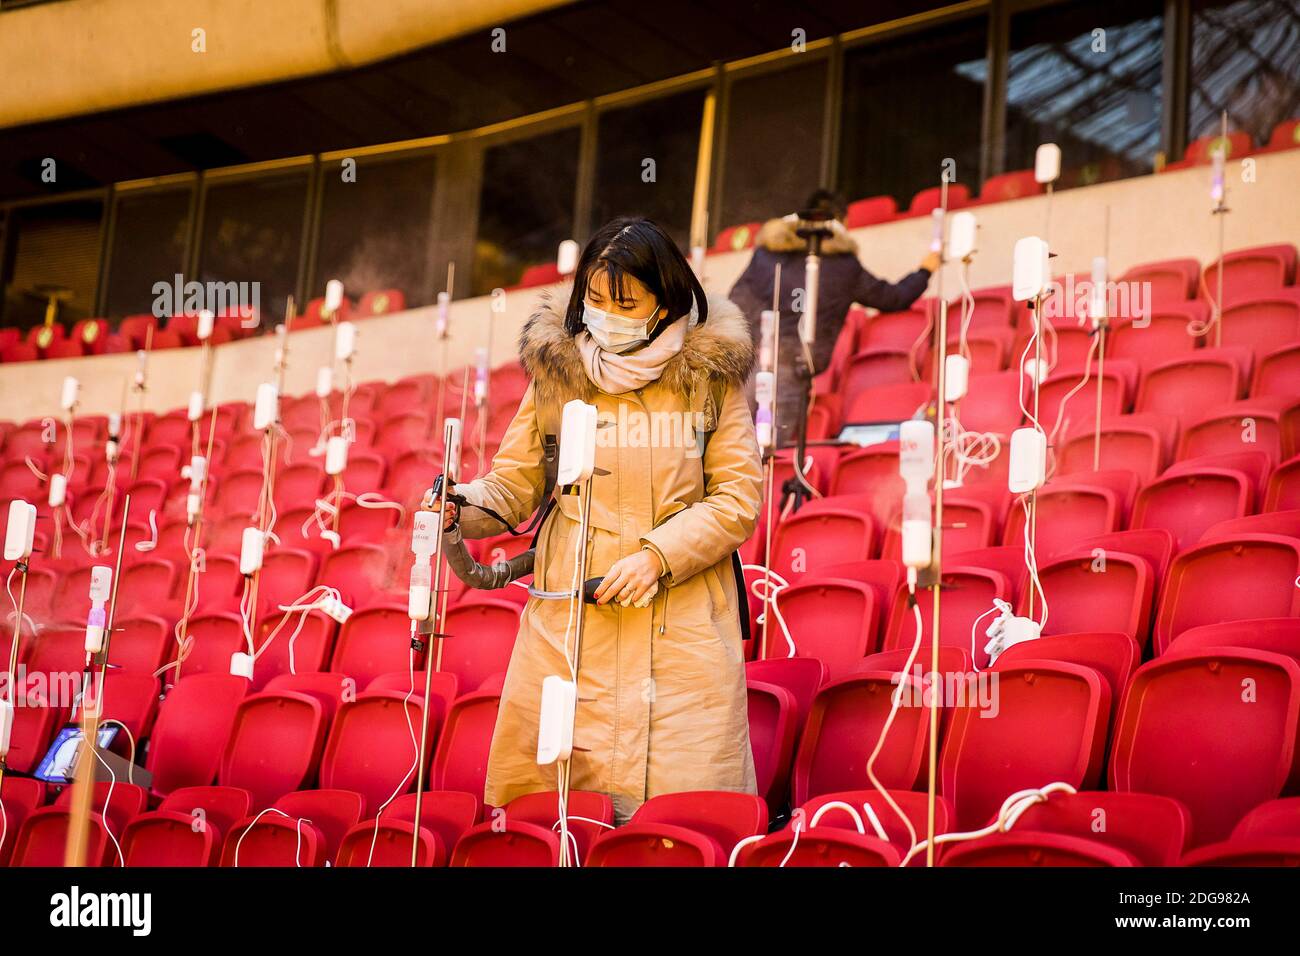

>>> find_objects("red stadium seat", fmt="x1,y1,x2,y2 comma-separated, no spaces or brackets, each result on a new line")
218,691,327,806
1204,244,1297,304
1181,837,1300,866
436,598,521,691
1219,290,1300,353
1253,343,1300,399
740,828,900,866
942,832,1138,866
1118,258,1199,304
908,184,971,215
0,777,46,866
331,605,415,687
1131,467,1254,551
356,289,405,316
587,822,726,867
423,686,494,796
145,674,248,797
1133,349,1249,425
1153,534,1300,654
123,811,221,866
219,813,327,867
746,680,798,810
1000,790,1190,866
941,661,1110,829
318,691,429,816
844,195,897,228
11,809,113,867
791,789,954,865
1177,400,1286,463
994,632,1140,722
711,222,761,253
882,567,1012,670
1111,649,1300,845
451,819,560,865
791,670,931,805
1266,455,1300,511
744,655,827,728
1168,618,1300,664
1000,482,1123,558
978,169,1041,203
770,578,877,677
501,790,613,865
769,502,876,581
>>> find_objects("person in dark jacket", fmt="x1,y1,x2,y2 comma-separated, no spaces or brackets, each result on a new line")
729,188,938,446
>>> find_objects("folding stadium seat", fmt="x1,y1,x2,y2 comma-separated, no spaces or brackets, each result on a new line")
271,462,325,512
908,184,971,216
1118,258,1199,305
739,828,900,867
955,370,1023,435
1046,352,1137,423
1133,463,1254,551
1133,348,1253,421
993,790,1191,866
857,307,928,352
319,543,393,609
881,566,1012,670
1219,289,1300,353
49,781,147,838
963,285,1017,331
994,632,1140,724
1259,118,1300,154
0,776,46,866
356,289,405,316
11,809,114,867
218,691,327,806
791,670,931,806
844,195,897,227
250,616,335,692
584,822,724,867
769,578,876,677
1166,618,1300,676
746,680,798,810
1201,510,1300,543
1253,342,1300,400
145,674,248,797
430,689,499,800
1227,797,1300,840
1,459,48,503
1056,414,1171,480
938,326,1013,375
941,661,1110,830
1266,455,1300,511
123,811,221,866
1166,449,1273,503
978,169,1040,203
1106,303,1204,371
318,691,428,815
384,446,442,505
1111,650,1300,845
451,819,560,865
941,832,1138,866
82,672,163,741
268,790,365,861
102,615,169,675
843,381,931,426
219,813,328,867
1022,548,1154,647
1204,244,1297,303
0,340,38,362
860,644,972,676
338,499,400,543
1168,130,1253,170
841,349,914,410
789,789,953,865
151,785,253,841
829,442,902,510
710,221,761,254
330,605,416,687
335,817,443,867
499,790,614,865
769,500,876,581
1153,534,1300,654
437,598,520,692
744,656,827,730
172,612,245,678
1177,399,1286,463
999,478,1125,557
1181,837,1300,866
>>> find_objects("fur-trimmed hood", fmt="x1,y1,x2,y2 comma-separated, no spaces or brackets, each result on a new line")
755,215,859,255
519,281,754,408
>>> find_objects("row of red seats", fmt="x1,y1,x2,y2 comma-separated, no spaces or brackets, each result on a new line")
0,288,407,364
701,121,1300,254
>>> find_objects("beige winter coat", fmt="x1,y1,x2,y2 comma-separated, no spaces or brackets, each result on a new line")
453,283,763,824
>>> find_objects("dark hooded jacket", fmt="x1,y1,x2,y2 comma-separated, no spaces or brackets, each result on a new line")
729,216,931,445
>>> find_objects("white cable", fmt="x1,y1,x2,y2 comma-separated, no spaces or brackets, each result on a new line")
1021,497,1049,630
898,781,1078,866
89,746,126,867
232,807,313,867
741,565,796,657
365,641,421,866
969,605,1001,673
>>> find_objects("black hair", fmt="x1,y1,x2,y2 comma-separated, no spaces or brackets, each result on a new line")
803,187,847,221
563,217,708,338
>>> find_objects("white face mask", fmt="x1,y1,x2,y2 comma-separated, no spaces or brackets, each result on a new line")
582,301,656,353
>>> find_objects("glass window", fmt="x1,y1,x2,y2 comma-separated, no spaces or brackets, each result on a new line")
1,199,104,329
718,60,827,233
1003,0,1165,186
592,88,706,251
472,127,580,296
1189,0,1300,147
314,153,437,308
103,187,191,319
839,18,987,209
197,171,310,330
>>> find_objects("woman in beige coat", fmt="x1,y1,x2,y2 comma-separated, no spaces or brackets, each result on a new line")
441,217,763,824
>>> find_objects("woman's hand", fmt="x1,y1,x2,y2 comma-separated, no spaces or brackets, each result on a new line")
420,483,459,531
594,549,663,607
